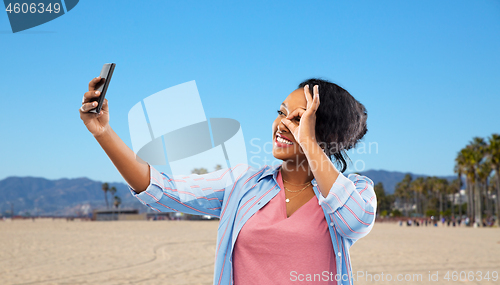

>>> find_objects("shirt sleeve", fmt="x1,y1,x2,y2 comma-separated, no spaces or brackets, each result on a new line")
317,172,377,240
128,163,246,218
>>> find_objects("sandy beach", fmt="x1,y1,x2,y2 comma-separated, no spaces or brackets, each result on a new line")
0,219,498,285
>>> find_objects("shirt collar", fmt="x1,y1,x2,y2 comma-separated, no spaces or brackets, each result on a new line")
257,163,282,182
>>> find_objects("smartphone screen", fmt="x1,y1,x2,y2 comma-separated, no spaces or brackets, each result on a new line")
89,63,116,113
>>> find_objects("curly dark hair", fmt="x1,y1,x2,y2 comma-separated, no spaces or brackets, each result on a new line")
298,78,367,173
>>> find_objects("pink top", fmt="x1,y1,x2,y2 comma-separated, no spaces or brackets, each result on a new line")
232,170,336,284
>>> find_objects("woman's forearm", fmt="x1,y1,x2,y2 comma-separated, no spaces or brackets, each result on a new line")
94,126,150,193
302,140,340,198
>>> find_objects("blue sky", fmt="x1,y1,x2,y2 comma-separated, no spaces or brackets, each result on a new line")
1,0,499,183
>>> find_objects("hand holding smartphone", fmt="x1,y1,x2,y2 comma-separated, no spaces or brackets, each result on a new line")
89,63,116,113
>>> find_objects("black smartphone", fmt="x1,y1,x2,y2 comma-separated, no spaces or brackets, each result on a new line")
89,63,116,114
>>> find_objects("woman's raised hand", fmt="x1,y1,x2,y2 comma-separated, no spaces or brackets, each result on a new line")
79,76,110,137
281,84,320,147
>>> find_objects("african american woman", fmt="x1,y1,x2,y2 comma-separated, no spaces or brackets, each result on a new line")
79,77,376,285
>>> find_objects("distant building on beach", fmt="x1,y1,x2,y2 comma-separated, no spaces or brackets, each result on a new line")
92,209,146,221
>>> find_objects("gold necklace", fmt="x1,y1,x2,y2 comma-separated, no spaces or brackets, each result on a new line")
282,178,312,186
283,182,311,193
285,184,311,203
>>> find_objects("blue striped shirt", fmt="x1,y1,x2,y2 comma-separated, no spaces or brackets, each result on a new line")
129,163,376,285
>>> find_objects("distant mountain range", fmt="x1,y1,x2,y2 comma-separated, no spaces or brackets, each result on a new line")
0,170,456,216
355,170,456,195
0,176,143,217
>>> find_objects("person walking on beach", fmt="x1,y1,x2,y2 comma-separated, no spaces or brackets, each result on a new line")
79,77,376,285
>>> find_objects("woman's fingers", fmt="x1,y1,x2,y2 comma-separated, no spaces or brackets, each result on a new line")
304,84,320,111
304,85,314,109
280,118,297,134
88,76,101,91
313,85,320,111
286,108,305,121
82,90,101,104
79,101,98,113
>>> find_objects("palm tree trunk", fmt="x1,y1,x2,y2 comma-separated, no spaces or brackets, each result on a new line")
414,190,418,216
485,182,490,222
423,194,428,217
418,191,422,216
404,197,408,217
458,187,462,224
474,179,482,227
456,175,462,223
484,182,490,218
104,191,109,209
451,191,455,219
459,193,462,215
439,193,443,219
467,179,473,225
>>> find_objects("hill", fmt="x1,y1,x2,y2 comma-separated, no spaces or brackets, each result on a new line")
0,176,143,217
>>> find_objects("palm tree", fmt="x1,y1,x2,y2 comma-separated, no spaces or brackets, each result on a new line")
469,137,488,226
410,177,425,216
374,182,394,217
454,134,500,226
423,176,437,217
102,182,109,209
477,159,492,219
434,178,448,219
113,195,122,209
487,134,500,226
395,174,412,217
108,186,120,211
456,146,477,225
454,154,466,221
109,186,117,197
447,178,461,219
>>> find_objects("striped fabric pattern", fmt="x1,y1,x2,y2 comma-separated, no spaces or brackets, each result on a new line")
129,163,376,285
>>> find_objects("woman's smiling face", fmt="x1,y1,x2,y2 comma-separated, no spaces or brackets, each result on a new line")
272,88,309,161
